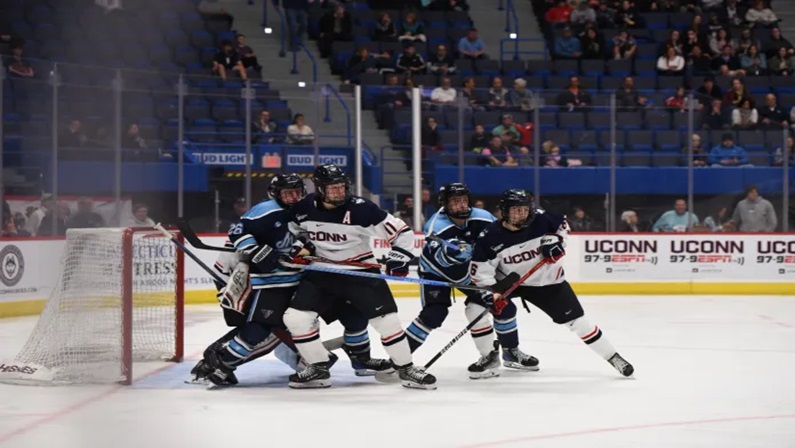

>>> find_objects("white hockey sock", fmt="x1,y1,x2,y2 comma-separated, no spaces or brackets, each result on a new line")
369,313,412,367
465,302,497,357
565,317,617,360
282,308,329,365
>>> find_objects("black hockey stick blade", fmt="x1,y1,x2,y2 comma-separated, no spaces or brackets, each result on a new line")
177,219,236,252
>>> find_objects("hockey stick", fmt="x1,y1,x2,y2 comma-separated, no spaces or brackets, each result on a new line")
426,233,461,251
280,261,494,293
155,223,227,284
422,258,549,370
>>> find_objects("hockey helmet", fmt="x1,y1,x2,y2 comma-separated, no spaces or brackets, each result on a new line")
438,182,472,219
268,173,306,208
312,164,351,206
498,189,534,228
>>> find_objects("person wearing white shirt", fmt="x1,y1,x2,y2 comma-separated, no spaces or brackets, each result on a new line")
656,46,685,76
430,77,457,105
126,203,156,227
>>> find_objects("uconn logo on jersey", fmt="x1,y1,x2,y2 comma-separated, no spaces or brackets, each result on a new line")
503,248,542,264
307,231,348,242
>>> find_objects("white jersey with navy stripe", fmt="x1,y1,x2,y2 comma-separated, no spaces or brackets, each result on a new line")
290,193,414,269
420,208,496,283
227,199,303,289
471,209,570,288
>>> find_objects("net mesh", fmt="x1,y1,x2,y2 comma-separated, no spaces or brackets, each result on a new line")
4,228,179,384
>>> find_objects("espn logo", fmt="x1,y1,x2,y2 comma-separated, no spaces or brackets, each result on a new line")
0,363,38,374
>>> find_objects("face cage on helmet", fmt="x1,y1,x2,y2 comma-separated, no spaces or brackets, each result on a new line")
443,193,472,219
315,178,351,206
270,181,306,209
501,203,533,228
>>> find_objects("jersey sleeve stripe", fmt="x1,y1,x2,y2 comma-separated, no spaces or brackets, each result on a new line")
387,226,411,243
232,234,257,251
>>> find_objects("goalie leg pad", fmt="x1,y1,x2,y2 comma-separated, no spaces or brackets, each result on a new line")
283,308,330,365
465,302,497,357
220,262,252,314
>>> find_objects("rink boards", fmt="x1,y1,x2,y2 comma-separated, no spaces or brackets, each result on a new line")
1,232,794,318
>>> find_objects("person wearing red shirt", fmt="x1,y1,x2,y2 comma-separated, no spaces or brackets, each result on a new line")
545,0,573,24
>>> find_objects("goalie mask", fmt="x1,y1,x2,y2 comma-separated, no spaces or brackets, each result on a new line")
498,189,534,229
268,173,306,209
438,182,472,219
313,164,351,206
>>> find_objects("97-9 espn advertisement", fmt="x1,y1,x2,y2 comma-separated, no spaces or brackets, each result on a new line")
577,234,795,281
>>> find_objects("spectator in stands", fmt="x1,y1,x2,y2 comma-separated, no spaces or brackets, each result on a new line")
683,133,709,167
394,196,425,230
541,140,570,167
696,76,723,104
479,136,518,167
25,195,56,236
374,12,397,41
4,44,34,78
709,132,751,166
773,136,794,166
735,27,761,56
318,5,353,58
595,2,616,28
730,185,777,231
38,202,69,237
688,45,713,76
199,0,234,29
487,77,508,108
724,78,750,108
67,197,105,229
703,207,731,232
254,110,281,143
127,203,155,227
745,0,779,27
556,76,592,111
683,28,704,57
506,78,533,111
235,34,262,73
426,44,457,75
457,28,486,60
396,44,426,75
545,0,573,25
732,98,759,129
768,46,795,75
376,77,414,129
421,188,435,218
460,77,483,111
492,114,521,142
741,44,768,75
421,117,443,151
473,199,485,209
615,77,648,111
345,47,379,84
286,113,315,144
709,28,731,56
2,212,30,238
431,77,457,106
398,12,427,43
428,0,470,12
702,99,731,129
720,0,745,27
702,0,723,12
278,0,309,51
59,120,87,148
612,29,637,60
657,46,686,76
619,210,640,232
123,123,147,150
758,93,789,129
665,86,692,112
579,26,605,59
469,124,489,152
213,41,247,81
763,27,793,58
554,27,582,59
706,14,724,37
712,45,745,76
652,199,699,232
570,1,596,28
569,206,593,232
614,0,643,28
659,30,683,57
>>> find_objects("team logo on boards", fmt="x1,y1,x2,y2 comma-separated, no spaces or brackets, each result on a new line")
0,245,24,287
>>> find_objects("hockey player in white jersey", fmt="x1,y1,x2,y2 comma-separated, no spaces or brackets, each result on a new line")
404,183,539,379
283,164,436,390
470,189,634,377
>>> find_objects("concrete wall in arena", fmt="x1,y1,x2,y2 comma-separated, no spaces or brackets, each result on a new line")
1,233,793,318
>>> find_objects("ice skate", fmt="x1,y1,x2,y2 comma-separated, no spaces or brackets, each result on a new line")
398,364,437,390
468,343,501,379
608,353,634,377
502,347,540,371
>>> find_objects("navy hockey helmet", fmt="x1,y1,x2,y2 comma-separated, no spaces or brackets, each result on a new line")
268,173,306,208
498,189,534,228
312,164,351,206
438,182,472,219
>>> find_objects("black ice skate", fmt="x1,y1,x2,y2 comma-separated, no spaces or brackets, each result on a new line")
468,343,501,379
289,354,336,389
608,353,634,377
343,346,395,376
398,364,437,390
502,347,540,371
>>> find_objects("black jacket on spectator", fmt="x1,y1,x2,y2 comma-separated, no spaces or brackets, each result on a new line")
689,54,713,75
701,107,731,129
345,55,378,83
373,21,396,41
469,133,489,151
215,49,240,69
396,53,425,73
318,11,353,58
696,84,723,102
556,89,592,109
711,54,742,71
580,33,605,59
759,104,788,124
422,124,441,148
615,88,642,111
764,36,793,58
427,53,457,74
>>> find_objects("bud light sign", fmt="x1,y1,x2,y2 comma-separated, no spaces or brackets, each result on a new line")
286,154,348,168
197,153,254,166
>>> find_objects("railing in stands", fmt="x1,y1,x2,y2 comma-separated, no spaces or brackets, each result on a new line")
498,0,504,11
499,37,549,61
291,42,318,85
322,83,352,146
271,2,287,58
505,0,519,34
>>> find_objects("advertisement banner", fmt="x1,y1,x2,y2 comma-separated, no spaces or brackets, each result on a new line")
0,240,63,303
283,149,351,170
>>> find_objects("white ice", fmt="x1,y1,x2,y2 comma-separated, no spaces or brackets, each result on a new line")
1,295,794,448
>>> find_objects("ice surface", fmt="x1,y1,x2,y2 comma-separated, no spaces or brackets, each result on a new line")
1,295,794,448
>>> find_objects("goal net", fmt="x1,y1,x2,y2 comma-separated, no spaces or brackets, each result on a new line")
0,227,184,385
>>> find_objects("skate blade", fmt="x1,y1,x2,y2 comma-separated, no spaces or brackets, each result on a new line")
401,380,437,390
374,370,401,383
356,367,395,377
206,382,233,390
288,380,331,389
503,361,540,371
184,378,211,386
469,370,500,380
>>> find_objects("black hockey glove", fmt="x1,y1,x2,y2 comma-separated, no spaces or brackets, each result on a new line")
385,247,413,277
251,243,282,272
540,234,565,263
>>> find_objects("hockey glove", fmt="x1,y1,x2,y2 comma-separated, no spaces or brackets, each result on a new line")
442,241,473,262
539,234,565,263
481,292,508,315
251,243,282,272
385,247,413,277
279,237,316,267
219,262,252,313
